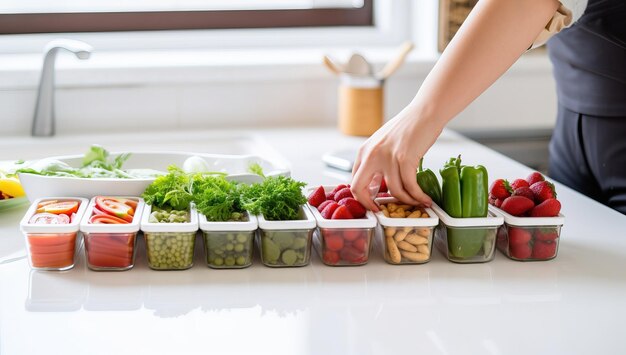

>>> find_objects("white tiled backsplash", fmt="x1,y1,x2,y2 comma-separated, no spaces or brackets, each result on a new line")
0,53,556,136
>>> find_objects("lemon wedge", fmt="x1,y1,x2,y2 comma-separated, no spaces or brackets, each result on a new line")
0,177,25,198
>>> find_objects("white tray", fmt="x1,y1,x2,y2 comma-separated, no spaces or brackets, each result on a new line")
18,151,290,201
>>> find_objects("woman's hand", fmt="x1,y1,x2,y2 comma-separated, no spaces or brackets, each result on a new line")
351,103,443,212
350,0,559,212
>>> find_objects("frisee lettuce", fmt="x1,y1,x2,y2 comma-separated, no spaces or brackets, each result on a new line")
192,175,246,221
142,166,194,211
241,176,307,221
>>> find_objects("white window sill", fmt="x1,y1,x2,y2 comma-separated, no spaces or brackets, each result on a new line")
0,46,554,90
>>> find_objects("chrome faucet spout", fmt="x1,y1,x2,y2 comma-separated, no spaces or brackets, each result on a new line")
32,39,92,137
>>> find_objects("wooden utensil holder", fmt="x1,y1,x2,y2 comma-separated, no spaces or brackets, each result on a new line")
338,76,383,137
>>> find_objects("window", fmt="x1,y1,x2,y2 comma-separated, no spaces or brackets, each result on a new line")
0,0,373,34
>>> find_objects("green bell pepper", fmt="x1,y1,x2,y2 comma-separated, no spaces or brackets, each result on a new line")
440,155,490,259
440,155,463,218
416,157,442,205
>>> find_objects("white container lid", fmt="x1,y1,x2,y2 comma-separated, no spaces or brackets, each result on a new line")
488,205,565,227
430,203,504,228
305,185,377,228
141,204,199,233
308,203,378,229
20,197,89,234
198,211,258,232
80,196,144,234
257,205,316,230
374,197,439,227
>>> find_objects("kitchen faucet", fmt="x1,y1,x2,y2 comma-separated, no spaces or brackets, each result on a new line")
32,39,92,137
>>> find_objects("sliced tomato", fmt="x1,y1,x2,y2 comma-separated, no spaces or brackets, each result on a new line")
29,213,70,225
117,198,138,210
36,201,79,216
89,214,130,224
95,197,134,222
36,200,59,209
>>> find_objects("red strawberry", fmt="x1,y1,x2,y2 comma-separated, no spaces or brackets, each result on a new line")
489,196,497,206
377,192,392,198
526,171,545,186
320,202,339,219
379,178,388,193
342,229,362,241
530,181,557,203
324,234,344,251
508,227,532,245
323,250,340,264
511,178,530,190
339,246,365,263
317,200,334,212
530,198,561,217
338,197,366,218
489,179,512,199
532,241,557,259
500,196,535,216
352,237,368,253
331,205,353,219
512,186,535,201
327,184,348,200
307,186,326,207
494,198,504,208
333,187,354,202
510,242,532,259
534,228,559,242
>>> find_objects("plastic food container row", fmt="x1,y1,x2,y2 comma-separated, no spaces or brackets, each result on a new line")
19,193,565,272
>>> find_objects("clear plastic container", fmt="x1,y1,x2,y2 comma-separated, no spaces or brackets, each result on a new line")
489,206,564,261
374,197,439,265
80,196,145,271
20,197,89,271
430,203,504,263
307,187,377,266
141,205,199,270
256,206,316,267
199,212,258,269
307,185,378,266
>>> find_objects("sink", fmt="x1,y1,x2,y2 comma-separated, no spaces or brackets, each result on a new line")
0,130,287,161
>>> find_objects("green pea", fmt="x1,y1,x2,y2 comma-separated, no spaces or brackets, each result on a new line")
281,249,298,266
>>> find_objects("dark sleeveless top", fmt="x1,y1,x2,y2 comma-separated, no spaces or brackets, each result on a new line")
547,0,626,117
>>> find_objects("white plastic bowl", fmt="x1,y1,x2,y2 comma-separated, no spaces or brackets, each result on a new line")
19,151,290,201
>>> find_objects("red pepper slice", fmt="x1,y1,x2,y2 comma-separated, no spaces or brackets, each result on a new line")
95,197,134,222
36,201,79,216
89,214,130,224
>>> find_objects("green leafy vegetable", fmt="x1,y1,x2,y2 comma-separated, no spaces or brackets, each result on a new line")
16,145,162,179
193,175,246,222
142,166,194,211
241,176,307,221
248,162,265,178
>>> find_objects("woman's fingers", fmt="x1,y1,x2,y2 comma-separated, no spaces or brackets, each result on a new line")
399,157,433,206
385,165,421,206
350,163,380,212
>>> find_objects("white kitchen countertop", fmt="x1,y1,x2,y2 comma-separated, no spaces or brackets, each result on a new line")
1,127,625,355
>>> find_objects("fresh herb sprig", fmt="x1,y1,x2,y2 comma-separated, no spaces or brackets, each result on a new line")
192,175,246,222
241,176,307,221
142,166,194,211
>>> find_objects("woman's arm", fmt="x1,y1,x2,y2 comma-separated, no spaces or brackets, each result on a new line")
351,0,561,211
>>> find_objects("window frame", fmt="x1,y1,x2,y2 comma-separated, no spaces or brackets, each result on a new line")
0,0,373,35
